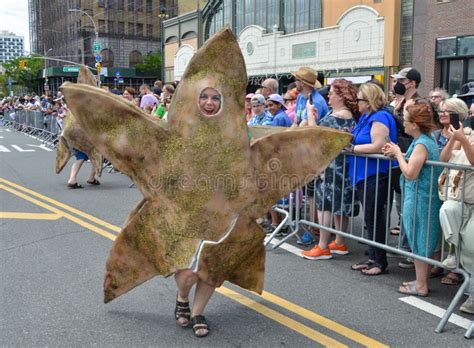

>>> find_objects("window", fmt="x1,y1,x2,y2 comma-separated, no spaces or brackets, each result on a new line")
128,0,135,11
147,24,153,38
136,0,143,11
137,23,143,37
107,0,114,8
447,60,464,95
129,50,143,67
98,20,106,33
436,37,457,58
118,0,124,10
118,22,125,35
101,49,114,67
128,22,135,36
108,20,115,34
147,0,153,12
98,0,105,7
457,36,474,57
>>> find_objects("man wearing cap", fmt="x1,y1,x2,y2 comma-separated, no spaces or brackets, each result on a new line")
247,94,273,126
260,78,279,98
293,67,328,126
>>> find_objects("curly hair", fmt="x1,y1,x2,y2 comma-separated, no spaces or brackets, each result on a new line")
331,79,361,119
405,103,435,134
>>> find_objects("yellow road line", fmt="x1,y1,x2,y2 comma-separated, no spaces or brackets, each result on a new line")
260,291,389,348
0,178,122,233
1,178,388,347
0,184,117,241
217,287,348,347
0,212,61,220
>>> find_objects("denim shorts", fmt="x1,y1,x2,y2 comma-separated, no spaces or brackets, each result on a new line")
74,149,89,161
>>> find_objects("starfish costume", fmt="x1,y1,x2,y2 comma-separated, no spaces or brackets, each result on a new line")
55,66,104,178
60,28,351,303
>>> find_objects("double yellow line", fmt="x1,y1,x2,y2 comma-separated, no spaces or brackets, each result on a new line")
0,177,388,347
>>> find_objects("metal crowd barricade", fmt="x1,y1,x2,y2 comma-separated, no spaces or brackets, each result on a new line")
270,151,472,336
2,109,61,148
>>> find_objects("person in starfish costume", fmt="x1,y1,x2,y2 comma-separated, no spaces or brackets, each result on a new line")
55,66,104,186
60,27,351,337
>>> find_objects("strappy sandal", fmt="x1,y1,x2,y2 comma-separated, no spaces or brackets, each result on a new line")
191,315,209,337
87,179,100,185
67,183,83,189
351,260,374,271
361,262,388,276
174,297,191,327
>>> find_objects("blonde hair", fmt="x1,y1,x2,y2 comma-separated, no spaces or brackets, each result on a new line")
440,98,469,121
358,83,387,112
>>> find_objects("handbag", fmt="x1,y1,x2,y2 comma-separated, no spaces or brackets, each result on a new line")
438,146,474,203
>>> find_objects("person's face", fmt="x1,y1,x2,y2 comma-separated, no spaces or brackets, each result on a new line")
123,90,133,101
245,98,252,108
252,103,265,115
402,109,414,135
198,88,221,116
357,93,370,114
397,78,415,92
328,87,341,108
470,103,474,117
430,92,443,106
139,87,146,96
265,101,280,115
260,85,271,98
133,97,140,106
438,102,452,127
295,79,304,92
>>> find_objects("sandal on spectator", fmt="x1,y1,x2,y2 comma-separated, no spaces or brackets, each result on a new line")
174,296,191,327
67,183,83,189
87,179,100,185
351,260,374,271
361,262,388,276
441,272,463,285
191,315,209,337
390,226,400,235
398,282,428,297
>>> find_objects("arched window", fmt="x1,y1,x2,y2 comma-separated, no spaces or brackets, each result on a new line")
129,50,143,67
181,31,197,40
165,36,179,44
101,48,114,67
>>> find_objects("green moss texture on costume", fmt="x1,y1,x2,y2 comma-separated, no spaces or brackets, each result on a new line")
55,65,104,177
60,27,352,304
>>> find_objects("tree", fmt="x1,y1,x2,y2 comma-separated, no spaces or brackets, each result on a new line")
134,52,162,76
3,55,44,92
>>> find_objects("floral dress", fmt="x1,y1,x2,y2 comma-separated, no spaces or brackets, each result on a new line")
315,113,359,216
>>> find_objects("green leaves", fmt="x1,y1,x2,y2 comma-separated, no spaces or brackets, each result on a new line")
3,55,44,91
134,52,162,75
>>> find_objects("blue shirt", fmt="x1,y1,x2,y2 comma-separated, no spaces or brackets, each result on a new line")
268,109,292,127
348,108,398,186
247,111,274,126
295,90,328,124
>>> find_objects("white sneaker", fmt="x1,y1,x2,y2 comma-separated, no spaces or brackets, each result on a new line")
460,295,474,314
441,254,457,269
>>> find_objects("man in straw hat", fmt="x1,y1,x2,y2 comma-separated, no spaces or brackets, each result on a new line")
293,67,328,126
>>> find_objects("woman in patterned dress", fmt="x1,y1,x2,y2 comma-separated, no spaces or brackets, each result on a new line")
302,79,360,260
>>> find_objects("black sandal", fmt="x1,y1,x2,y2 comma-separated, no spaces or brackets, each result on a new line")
191,315,209,337
67,183,83,189
175,298,191,327
361,262,388,276
87,179,100,185
351,260,374,271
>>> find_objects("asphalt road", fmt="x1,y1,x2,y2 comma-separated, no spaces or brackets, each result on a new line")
0,127,472,347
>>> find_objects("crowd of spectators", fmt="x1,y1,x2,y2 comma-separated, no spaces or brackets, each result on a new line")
1,70,473,315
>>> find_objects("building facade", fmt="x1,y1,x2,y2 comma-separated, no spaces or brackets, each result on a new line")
411,0,474,96
0,31,24,64
165,0,402,89
28,0,177,92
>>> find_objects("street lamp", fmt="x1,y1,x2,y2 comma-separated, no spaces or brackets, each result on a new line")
44,47,52,94
68,8,101,86
159,6,169,82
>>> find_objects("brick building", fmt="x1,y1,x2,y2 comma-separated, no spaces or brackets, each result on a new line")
411,0,474,96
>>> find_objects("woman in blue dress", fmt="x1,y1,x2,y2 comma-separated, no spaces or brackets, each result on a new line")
302,79,360,260
383,102,442,297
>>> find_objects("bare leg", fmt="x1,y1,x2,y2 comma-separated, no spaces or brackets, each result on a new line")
308,196,319,233
87,165,96,183
175,269,198,302
317,210,332,249
334,215,348,245
270,210,280,226
414,259,431,295
191,280,215,317
68,159,85,185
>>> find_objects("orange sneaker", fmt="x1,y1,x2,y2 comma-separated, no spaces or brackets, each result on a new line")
328,241,349,255
301,246,332,260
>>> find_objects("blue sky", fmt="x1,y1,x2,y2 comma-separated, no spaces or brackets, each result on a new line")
0,0,30,53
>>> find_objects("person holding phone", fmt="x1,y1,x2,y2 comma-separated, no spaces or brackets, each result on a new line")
435,98,469,152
